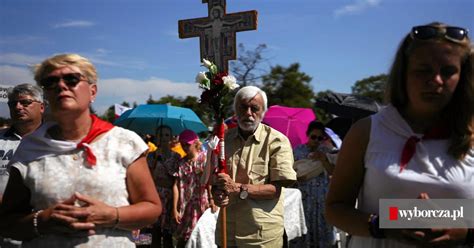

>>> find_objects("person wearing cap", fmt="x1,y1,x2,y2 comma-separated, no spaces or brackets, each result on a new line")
172,129,215,247
212,86,297,247
0,83,44,247
291,120,342,248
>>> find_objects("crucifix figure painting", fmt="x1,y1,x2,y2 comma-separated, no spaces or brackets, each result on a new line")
194,5,240,68
178,0,257,72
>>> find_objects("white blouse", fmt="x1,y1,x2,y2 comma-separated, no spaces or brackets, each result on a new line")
350,105,474,248
10,123,147,248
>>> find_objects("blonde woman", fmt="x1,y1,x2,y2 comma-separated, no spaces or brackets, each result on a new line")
0,54,161,247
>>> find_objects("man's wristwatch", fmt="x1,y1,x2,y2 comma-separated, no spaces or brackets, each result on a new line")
239,184,249,200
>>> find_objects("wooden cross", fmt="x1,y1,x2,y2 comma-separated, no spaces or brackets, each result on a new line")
178,0,257,73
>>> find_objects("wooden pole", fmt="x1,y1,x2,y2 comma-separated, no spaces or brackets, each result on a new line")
221,207,227,248
216,121,227,248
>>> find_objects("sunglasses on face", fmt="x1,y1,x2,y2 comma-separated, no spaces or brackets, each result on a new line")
411,25,469,43
310,134,328,141
40,73,86,90
7,99,41,108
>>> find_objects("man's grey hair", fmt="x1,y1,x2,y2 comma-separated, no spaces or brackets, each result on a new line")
8,83,44,103
233,86,268,114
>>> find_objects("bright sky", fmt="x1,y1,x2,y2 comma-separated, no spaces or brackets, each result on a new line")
0,0,472,118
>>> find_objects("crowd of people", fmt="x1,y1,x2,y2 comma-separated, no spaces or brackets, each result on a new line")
0,21,473,248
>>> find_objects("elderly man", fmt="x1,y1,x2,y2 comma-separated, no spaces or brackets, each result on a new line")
0,83,44,247
213,86,296,247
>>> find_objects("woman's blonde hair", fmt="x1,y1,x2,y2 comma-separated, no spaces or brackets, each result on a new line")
33,53,97,85
385,22,473,159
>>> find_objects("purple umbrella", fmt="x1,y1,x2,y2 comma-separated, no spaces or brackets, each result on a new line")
262,105,316,148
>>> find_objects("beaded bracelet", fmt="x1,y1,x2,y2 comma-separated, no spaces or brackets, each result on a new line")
368,214,385,239
33,210,43,237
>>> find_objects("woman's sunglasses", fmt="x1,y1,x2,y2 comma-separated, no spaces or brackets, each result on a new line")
40,73,86,90
411,25,469,43
7,99,41,108
310,134,328,142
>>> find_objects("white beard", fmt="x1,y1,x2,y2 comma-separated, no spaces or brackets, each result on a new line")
238,118,260,132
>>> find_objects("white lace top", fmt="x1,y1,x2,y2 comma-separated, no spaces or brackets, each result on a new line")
10,123,148,248
349,105,474,248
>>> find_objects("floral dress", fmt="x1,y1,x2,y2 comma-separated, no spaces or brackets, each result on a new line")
173,151,209,241
290,144,336,248
152,152,180,231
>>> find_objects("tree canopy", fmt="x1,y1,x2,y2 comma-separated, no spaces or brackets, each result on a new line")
98,45,387,128
261,63,314,108
351,74,387,104
230,43,268,87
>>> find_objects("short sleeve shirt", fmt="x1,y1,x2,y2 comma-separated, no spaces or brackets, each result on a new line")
9,126,147,248
0,128,21,195
0,128,22,247
215,123,296,247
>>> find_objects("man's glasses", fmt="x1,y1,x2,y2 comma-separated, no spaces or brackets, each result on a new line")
40,73,86,90
310,134,328,142
411,25,469,43
7,99,41,108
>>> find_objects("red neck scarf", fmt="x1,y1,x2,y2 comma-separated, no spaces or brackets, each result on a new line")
399,124,450,173
77,115,114,167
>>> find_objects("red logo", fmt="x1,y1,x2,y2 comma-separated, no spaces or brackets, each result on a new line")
389,207,398,220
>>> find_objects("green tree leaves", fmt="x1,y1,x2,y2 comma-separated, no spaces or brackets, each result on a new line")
351,74,387,104
261,63,315,108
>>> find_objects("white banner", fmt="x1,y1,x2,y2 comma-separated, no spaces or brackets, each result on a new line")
114,104,132,118
0,85,13,103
